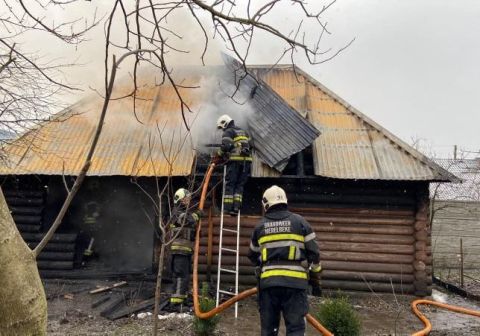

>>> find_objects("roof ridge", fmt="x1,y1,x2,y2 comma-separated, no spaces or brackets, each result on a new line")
276,65,458,182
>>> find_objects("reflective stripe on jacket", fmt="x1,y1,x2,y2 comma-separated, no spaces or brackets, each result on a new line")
248,207,320,290
218,124,252,161
170,207,199,255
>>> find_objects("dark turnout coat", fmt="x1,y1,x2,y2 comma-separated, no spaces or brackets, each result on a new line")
248,205,320,290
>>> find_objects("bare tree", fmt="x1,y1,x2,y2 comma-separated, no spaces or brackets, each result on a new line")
1,1,349,334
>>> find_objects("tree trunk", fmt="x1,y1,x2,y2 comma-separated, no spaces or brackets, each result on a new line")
152,242,166,336
0,189,47,335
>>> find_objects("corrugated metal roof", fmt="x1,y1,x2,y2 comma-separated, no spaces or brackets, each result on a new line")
252,65,456,181
0,83,196,176
1,62,457,182
431,159,479,200
223,55,321,171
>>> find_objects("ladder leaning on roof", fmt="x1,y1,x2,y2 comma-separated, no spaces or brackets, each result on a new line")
215,165,241,318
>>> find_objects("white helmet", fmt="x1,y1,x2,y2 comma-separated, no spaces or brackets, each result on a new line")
262,185,287,211
216,114,233,129
174,188,191,204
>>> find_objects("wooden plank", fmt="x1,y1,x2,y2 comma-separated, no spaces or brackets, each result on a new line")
316,233,414,245
312,224,414,235
304,216,414,226
37,252,75,261
100,296,125,318
91,295,111,308
90,281,128,294
17,224,41,233
107,297,169,320
322,280,415,294
320,251,414,264
322,260,413,274
21,233,77,243
322,270,414,283
37,260,73,270
319,241,414,254
13,215,42,224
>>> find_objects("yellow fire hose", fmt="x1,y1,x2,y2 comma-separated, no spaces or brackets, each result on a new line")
192,163,480,336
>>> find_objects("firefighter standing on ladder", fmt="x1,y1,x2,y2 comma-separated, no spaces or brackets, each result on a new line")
168,188,202,310
215,114,252,215
248,185,322,336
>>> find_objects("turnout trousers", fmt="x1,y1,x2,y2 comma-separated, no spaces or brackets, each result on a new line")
170,254,191,304
224,160,251,212
258,287,308,336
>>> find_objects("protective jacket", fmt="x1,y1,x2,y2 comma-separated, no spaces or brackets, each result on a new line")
170,206,200,255
218,123,252,162
248,205,320,290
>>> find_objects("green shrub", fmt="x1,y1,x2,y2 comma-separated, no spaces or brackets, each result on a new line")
315,295,361,336
193,283,221,336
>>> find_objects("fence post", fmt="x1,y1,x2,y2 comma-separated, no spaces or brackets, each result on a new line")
460,238,464,288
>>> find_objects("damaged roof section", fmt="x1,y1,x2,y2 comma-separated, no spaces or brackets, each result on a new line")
251,65,457,182
223,55,320,171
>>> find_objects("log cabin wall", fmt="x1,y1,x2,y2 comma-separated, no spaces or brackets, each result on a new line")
199,178,432,295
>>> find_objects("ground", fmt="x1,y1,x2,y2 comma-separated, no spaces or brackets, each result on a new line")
45,280,480,335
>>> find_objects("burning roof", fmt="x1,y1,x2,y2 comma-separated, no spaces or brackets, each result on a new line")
0,62,454,181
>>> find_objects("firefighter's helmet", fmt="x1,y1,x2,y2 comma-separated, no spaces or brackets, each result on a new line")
216,114,233,129
174,188,191,204
262,185,287,211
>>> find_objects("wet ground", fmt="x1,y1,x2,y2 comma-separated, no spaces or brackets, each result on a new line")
45,280,480,335
436,269,480,297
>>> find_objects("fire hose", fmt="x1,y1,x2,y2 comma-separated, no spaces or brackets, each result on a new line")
192,163,480,336
192,163,333,335
411,299,480,336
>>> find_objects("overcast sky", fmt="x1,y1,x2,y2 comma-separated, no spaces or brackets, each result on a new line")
28,0,480,159
287,0,480,158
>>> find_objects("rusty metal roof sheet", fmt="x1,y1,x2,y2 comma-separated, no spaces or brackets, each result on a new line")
252,65,456,181
0,83,196,177
1,63,456,182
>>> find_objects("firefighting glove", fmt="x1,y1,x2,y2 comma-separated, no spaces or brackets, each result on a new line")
310,263,322,273
192,209,204,222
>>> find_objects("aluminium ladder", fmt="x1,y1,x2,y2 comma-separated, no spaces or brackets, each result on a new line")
216,165,241,318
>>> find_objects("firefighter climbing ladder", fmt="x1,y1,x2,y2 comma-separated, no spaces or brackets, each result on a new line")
216,165,241,318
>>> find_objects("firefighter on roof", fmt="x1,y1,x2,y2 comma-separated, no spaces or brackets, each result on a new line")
248,185,321,336
168,188,202,310
216,114,252,215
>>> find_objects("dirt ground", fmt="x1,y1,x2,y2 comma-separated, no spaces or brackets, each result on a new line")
45,280,480,335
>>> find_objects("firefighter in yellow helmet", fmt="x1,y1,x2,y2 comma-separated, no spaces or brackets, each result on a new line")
248,185,321,336
168,188,202,310
216,114,252,215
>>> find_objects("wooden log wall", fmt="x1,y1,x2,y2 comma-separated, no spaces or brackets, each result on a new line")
198,191,432,295
412,188,431,296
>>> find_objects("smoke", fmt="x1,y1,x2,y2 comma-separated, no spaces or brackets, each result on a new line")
186,67,256,151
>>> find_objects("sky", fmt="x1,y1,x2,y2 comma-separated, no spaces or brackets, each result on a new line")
287,0,480,158
18,0,480,159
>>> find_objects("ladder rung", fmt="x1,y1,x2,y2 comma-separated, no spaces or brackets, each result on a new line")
218,289,236,296
222,228,238,233
219,267,237,274
221,247,237,253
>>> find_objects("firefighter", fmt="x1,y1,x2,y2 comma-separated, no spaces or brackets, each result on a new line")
216,114,252,215
248,185,321,336
168,188,202,309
